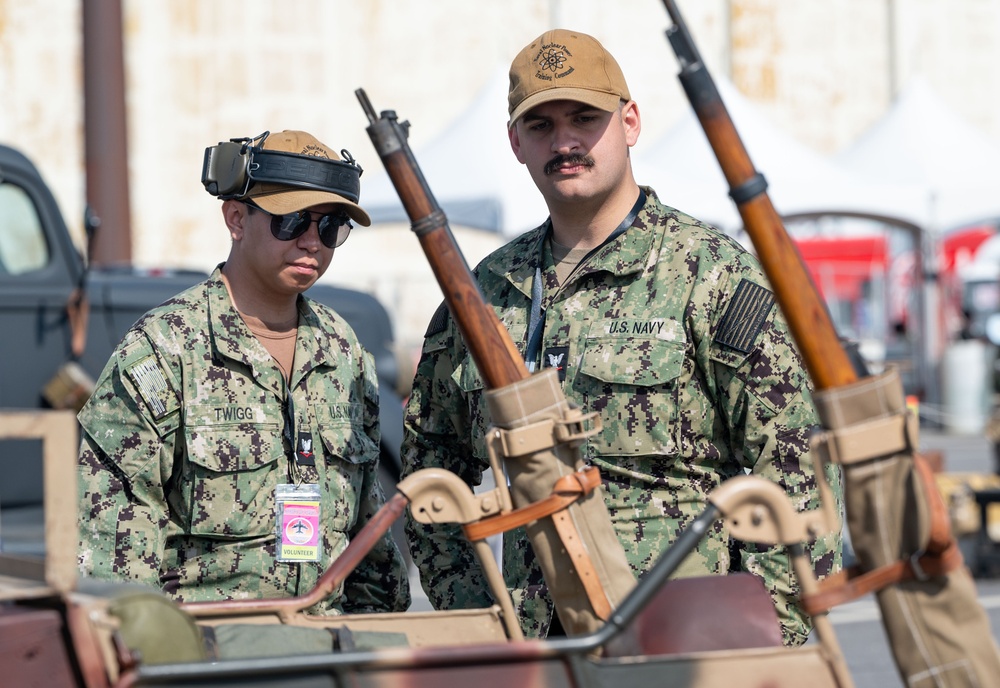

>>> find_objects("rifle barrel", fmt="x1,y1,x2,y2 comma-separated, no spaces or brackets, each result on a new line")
355,88,378,125
661,1,856,390
357,90,528,389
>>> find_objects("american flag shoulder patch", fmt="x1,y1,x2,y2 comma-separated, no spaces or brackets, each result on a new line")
425,301,450,337
714,279,775,354
126,355,173,419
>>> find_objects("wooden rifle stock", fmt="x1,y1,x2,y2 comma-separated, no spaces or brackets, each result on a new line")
356,92,640,633
355,89,527,389
661,13,1000,684
660,0,855,391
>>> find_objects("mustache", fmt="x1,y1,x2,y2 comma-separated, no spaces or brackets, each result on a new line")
544,153,595,175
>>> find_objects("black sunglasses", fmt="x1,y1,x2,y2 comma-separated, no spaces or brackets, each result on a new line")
244,200,353,249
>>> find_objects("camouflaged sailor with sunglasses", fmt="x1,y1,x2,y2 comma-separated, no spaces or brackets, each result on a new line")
77,130,410,615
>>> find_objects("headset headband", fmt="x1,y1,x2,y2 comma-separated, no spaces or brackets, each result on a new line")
248,149,361,202
201,131,363,202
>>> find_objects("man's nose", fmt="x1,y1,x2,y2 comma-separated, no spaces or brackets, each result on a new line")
297,220,323,252
550,122,580,154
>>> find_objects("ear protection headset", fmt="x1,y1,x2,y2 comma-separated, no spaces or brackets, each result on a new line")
201,131,363,201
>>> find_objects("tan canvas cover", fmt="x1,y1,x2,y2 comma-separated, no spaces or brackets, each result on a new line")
813,369,1000,687
484,368,636,635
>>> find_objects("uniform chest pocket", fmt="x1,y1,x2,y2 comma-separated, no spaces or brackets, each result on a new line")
183,404,284,538
316,404,378,532
577,336,687,457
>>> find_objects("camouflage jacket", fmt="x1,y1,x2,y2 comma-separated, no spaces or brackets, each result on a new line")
402,188,842,644
78,266,409,614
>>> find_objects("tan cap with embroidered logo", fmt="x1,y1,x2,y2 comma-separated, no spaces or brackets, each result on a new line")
245,130,371,226
507,29,631,127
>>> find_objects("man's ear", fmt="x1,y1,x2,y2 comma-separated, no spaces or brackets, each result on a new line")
222,199,247,241
622,100,641,147
508,124,526,164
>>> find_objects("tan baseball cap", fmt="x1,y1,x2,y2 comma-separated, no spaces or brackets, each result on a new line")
507,29,631,127
245,130,371,226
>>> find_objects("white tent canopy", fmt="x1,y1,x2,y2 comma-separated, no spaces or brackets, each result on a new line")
361,66,548,238
632,77,919,234
361,71,1000,241
835,77,1000,232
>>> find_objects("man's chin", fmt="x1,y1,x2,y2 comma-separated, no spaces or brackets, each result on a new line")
543,177,596,201
282,271,320,294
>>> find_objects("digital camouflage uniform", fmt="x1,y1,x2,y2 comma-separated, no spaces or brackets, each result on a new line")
78,266,410,614
402,188,842,645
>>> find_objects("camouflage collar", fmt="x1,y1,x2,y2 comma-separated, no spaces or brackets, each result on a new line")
204,267,279,391
488,187,657,296
204,266,330,394
489,229,546,298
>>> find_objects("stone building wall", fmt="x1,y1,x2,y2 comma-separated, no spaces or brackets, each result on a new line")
1,0,997,272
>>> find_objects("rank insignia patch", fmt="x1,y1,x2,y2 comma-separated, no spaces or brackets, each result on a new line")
543,345,570,382
296,431,316,466
714,279,775,354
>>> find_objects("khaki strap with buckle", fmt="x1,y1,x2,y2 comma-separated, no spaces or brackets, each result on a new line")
814,411,917,467
802,452,963,616
462,466,613,620
801,542,964,617
551,500,614,620
463,466,602,541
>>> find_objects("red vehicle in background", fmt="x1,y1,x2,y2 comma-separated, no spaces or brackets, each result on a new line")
780,212,998,400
